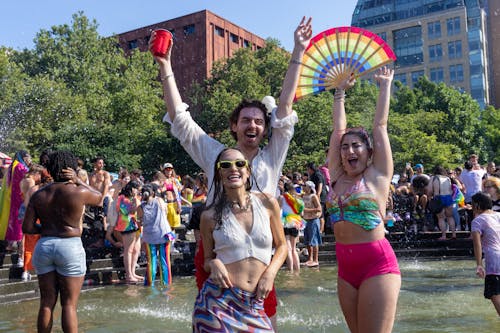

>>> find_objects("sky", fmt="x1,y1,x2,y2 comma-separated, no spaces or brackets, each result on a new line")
0,1,358,52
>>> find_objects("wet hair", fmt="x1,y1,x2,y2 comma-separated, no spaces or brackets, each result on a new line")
229,99,270,141
471,192,492,211
464,160,473,171
207,147,260,228
47,151,78,182
77,158,85,168
341,127,373,153
120,180,140,197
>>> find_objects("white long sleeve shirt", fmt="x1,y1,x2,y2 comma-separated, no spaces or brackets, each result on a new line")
163,103,298,204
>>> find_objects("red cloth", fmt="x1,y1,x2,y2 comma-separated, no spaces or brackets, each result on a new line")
194,238,277,317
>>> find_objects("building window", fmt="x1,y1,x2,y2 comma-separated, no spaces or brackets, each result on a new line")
128,40,138,49
170,29,176,37
378,32,387,42
215,26,224,37
184,24,195,36
230,33,239,43
469,39,480,52
243,40,250,48
393,26,423,67
471,87,484,100
449,64,464,83
470,64,482,77
447,17,460,36
468,17,481,29
427,21,441,39
448,40,462,59
411,70,424,84
428,44,442,62
394,73,407,85
430,67,444,83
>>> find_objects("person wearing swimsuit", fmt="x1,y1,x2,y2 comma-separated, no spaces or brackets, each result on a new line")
193,148,286,332
326,68,401,333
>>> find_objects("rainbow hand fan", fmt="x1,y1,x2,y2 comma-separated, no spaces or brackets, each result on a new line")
294,26,396,100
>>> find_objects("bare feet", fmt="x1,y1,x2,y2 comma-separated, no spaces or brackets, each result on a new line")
306,261,319,267
437,236,447,241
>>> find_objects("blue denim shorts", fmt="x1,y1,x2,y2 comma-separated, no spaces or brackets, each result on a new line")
33,237,86,277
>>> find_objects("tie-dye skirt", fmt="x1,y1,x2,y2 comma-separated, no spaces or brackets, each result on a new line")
192,279,273,332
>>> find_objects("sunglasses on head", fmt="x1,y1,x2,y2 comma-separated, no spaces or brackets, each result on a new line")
217,159,248,169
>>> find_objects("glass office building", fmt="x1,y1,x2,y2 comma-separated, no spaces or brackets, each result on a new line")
351,0,497,108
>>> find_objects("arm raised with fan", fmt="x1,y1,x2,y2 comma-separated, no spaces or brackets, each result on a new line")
276,16,312,119
294,26,396,100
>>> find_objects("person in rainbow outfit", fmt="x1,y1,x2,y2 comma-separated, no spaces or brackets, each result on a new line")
0,150,31,267
279,181,304,272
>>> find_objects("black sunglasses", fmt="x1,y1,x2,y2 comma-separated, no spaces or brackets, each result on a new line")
217,159,248,169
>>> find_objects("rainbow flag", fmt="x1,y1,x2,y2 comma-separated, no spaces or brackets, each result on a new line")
0,159,19,239
452,184,465,208
281,193,305,229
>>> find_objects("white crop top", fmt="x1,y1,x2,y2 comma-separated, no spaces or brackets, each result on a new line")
213,193,272,265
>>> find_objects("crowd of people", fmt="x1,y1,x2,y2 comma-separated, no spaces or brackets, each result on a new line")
0,14,499,333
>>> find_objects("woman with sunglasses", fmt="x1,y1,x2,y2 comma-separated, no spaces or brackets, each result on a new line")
193,148,286,332
326,68,401,333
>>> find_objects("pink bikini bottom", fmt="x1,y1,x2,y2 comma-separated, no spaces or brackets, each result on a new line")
336,238,400,289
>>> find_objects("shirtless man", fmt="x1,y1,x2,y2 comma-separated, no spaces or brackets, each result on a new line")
22,150,102,333
89,156,111,230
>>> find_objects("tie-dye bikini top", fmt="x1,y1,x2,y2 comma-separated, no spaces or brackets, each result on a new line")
326,176,383,231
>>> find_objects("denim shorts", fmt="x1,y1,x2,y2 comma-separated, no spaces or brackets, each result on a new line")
33,237,86,277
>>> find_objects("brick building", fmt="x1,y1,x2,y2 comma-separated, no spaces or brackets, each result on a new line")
116,10,266,99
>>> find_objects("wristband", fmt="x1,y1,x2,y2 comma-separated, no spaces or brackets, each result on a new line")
290,59,302,65
160,73,174,81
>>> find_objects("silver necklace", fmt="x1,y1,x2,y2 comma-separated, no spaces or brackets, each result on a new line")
230,193,251,211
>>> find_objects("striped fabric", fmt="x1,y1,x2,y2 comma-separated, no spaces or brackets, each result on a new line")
144,242,172,287
193,279,273,332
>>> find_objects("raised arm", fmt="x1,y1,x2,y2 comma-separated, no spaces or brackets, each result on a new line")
327,76,356,183
276,17,312,119
150,32,183,123
371,67,394,177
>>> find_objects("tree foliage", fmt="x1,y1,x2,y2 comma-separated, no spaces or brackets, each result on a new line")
1,12,498,179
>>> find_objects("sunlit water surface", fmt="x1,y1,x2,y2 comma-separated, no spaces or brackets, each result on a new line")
1,259,498,332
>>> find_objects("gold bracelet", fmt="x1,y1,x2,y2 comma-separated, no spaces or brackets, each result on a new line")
290,59,302,65
160,73,174,81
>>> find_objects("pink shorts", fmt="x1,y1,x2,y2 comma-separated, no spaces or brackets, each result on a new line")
336,238,400,289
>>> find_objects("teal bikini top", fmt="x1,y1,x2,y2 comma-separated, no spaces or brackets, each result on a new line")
326,177,383,231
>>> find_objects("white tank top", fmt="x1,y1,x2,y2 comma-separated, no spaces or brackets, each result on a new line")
213,193,272,265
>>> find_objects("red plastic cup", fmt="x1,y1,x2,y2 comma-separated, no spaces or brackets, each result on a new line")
151,29,172,57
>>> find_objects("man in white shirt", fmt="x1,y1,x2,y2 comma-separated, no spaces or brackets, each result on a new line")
151,17,313,328
461,157,487,204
